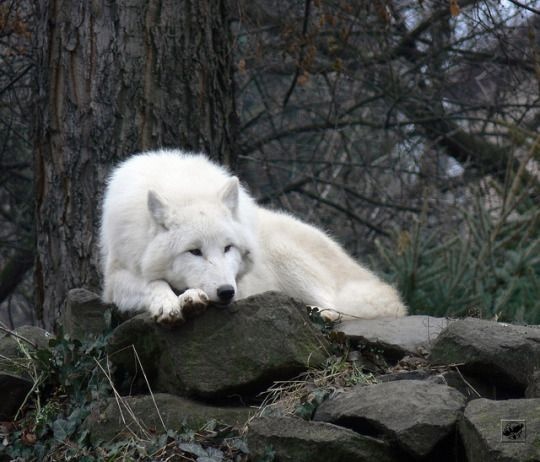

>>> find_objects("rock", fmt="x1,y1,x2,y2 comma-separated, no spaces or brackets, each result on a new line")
0,326,52,357
0,326,53,373
378,370,433,383
63,289,115,339
83,393,251,443
429,318,540,396
107,292,329,399
427,371,485,401
0,326,53,420
381,369,491,402
459,398,540,461
377,366,482,399
314,380,466,458
335,315,452,359
247,416,399,462
525,371,540,398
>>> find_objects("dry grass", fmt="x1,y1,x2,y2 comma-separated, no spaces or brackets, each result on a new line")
254,356,377,420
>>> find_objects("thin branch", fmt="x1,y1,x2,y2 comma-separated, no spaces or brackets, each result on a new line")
297,187,390,237
506,0,540,15
0,322,38,349
282,0,311,107
0,64,33,99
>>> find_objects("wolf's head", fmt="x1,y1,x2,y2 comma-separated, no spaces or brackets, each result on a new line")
140,177,256,305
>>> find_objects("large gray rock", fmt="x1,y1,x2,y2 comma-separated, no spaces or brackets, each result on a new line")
107,292,329,399
0,326,53,421
247,416,399,462
379,369,486,402
459,398,540,461
429,318,540,394
378,369,433,382
335,315,452,359
83,393,251,443
63,288,114,339
314,380,466,458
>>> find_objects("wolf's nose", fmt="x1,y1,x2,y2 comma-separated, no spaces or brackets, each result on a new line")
217,285,235,303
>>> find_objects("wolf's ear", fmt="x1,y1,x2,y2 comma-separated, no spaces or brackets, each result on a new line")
147,190,169,229
220,177,239,216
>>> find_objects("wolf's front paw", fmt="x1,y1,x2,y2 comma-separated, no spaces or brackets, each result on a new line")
149,292,183,324
179,288,209,320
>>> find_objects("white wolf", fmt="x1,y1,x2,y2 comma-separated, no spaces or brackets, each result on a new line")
100,149,406,323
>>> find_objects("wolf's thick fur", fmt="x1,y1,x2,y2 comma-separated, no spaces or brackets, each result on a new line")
100,149,406,322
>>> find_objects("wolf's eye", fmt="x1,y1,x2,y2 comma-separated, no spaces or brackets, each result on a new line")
189,249,203,256
224,245,233,253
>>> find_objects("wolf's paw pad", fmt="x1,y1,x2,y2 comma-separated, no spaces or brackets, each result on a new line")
180,289,209,319
150,294,184,324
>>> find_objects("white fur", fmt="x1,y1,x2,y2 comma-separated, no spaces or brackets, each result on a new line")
100,149,406,322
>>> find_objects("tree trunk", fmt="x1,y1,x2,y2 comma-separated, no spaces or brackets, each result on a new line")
34,0,238,330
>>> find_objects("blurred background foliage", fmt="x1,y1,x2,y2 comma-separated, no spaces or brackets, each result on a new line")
232,0,540,323
376,175,539,322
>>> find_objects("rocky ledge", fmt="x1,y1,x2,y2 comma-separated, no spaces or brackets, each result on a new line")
1,290,539,461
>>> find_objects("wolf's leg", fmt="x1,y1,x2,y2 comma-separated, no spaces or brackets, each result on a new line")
104,268,181,320
262,254,339,322
103,269,208,323
295,285,339,322
277,249,406,321
334,279,406,319
278,273,339,322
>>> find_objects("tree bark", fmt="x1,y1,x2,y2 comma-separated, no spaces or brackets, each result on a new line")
34,0,238,330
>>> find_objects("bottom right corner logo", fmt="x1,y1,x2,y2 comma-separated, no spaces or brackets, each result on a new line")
501,419,526,443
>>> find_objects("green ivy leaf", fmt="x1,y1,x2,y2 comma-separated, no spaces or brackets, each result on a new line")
52,419,69,442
